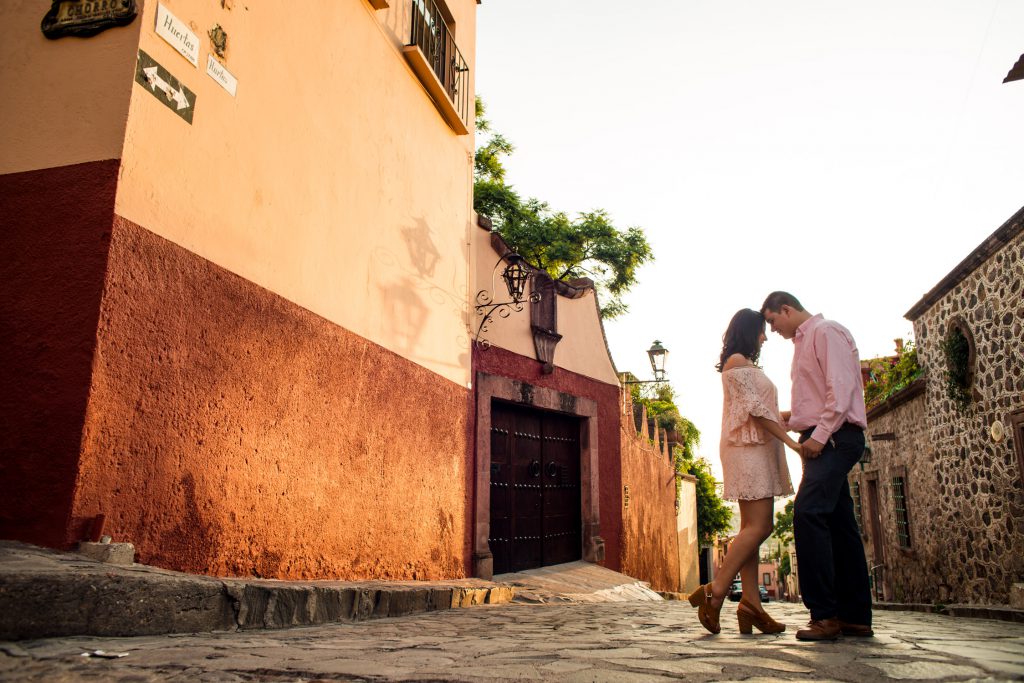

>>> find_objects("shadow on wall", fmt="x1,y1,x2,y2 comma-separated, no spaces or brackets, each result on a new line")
371,215,470,367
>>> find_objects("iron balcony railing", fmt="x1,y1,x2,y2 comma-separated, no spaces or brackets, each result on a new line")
408,0,470,128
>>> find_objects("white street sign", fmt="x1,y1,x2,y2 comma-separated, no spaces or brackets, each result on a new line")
206,55,238,97
155,3,199,66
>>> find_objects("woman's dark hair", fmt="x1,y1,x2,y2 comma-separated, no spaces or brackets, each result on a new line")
716,308,766,372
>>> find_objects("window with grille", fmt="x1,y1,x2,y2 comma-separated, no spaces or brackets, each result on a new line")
892,476,911,548
852,481,863,534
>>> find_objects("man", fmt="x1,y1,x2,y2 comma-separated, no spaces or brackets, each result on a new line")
761,291,873,641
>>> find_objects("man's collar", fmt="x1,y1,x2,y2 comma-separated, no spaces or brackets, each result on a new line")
794,313,823,340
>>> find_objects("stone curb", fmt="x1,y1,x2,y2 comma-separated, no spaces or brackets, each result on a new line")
873,601,1024,623
0,549,515,641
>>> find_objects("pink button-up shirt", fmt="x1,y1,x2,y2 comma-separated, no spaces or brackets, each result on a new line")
788,314,867,444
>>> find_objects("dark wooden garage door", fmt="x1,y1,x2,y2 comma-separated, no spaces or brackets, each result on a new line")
489,401,582,575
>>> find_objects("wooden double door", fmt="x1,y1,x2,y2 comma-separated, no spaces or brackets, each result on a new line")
489,402,582,575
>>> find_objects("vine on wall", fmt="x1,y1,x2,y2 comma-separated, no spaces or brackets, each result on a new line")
941,324,973,411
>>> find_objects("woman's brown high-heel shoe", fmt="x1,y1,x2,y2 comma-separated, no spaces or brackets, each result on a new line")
736,598,786,634
687,583,722,634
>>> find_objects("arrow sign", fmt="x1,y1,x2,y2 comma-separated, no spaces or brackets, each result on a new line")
134,50,196,124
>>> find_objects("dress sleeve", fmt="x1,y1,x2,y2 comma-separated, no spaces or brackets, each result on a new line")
723,371,779,446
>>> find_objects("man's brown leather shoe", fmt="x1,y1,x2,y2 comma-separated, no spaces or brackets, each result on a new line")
795,618,842,641
837,620,874,637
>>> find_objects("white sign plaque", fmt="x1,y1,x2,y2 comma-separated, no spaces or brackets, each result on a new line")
206,55,238,96
155,3,199,66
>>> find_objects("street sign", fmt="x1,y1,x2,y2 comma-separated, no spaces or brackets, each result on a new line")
155,3,199,66
41,0,138,39
134,49,196,124
206,55,237,97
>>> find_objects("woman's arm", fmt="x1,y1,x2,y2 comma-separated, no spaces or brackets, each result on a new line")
754,415,802,454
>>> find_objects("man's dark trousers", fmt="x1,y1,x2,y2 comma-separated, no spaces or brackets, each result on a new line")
795,424,872,625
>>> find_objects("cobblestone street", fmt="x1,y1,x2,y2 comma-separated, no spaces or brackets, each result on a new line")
3,600,1023,682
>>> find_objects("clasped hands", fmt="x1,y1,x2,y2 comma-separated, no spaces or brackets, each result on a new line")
780,410,825,459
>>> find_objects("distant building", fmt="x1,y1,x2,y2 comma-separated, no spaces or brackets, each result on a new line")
851,206,1024,605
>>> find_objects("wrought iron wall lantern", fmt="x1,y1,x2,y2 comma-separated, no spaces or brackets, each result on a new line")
859,441,873,471
621,340,669,384
474,255,540,346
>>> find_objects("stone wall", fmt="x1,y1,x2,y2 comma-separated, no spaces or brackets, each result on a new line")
862,210,1024,605
913,223,1023,604
619,396,682,592
851,383,935,603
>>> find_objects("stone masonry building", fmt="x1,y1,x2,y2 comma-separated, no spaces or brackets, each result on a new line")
851,205,1024,605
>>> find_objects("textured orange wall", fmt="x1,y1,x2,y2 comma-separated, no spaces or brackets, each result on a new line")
619,405,681,592
0,161,118,547
68,217,471,580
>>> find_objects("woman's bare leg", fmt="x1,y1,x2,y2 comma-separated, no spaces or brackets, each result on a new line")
708,498,774,607
739,545,761,609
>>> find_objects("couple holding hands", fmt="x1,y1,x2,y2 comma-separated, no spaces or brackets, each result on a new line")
688,291,873,642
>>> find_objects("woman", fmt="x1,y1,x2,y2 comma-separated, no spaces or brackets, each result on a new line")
688,308,799,635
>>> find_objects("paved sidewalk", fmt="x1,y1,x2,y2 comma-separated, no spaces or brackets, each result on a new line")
4,598,1024,681
0,542,658,640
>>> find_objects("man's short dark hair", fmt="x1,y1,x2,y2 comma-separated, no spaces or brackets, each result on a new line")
761,291,804,315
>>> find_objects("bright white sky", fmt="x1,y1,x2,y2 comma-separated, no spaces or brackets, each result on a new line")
475,1,1024,484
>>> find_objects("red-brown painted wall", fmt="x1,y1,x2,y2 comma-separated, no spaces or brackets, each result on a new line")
473,344,623,571
64,217,471,579
0,161,119,547
619,416,680,591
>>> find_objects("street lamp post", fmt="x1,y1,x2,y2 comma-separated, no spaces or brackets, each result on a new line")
622,340,669,385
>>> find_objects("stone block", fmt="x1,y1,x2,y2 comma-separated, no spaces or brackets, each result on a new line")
352,588,376,621
77,542,135,565
310,587,353,624
387,589,429,618
428,587,453,611
486,586,514,604
1010,584,1024,610
373,590,391,618
463,588,487,606
0,573,234,640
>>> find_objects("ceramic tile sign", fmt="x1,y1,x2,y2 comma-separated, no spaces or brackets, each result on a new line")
135,49,196,124
155,3,199,66
206,55,238,96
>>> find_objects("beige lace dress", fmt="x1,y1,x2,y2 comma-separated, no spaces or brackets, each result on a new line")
720,366,794,501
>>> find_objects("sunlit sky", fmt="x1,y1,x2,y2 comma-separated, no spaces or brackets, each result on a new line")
476,1,1024,485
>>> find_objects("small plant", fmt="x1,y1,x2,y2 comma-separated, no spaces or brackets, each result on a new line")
863,339,923,410
941,325,972,411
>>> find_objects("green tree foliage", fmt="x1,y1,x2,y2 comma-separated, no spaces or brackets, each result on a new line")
473,98,653,319
863,338,923,410
635,383,732,545
773,499,794,546
778,551,791,580
682,453,734,546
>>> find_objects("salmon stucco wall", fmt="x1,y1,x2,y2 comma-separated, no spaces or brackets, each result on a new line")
113,0,477,387
67,217,471,579
473,345,623,571
471,228,619,385
677,474,700,594
619,399,681,592
0,1,139,174
0,161,119,546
